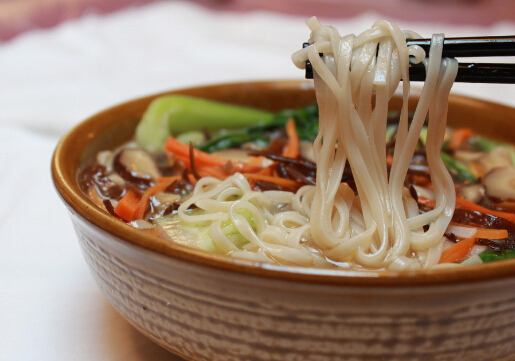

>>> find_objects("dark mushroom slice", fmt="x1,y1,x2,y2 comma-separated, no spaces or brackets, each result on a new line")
452,208,515,250
114,148,161,185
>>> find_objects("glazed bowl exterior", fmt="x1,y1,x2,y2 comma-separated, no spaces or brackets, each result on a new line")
52,80,515,361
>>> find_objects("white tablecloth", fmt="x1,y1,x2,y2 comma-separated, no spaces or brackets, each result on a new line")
2,1,515,360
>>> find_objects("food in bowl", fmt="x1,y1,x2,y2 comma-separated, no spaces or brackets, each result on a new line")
79,18,515,271
54,82,515,361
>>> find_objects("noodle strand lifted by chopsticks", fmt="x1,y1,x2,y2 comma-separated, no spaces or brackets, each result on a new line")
293,17,458,270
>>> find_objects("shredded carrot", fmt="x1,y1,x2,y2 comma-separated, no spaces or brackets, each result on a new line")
448,222,509,239
455,196,515,223
165,151,176,166
449,128,474,150
257,164,275,176
242,173,303,189
187,173,198,185
133,176,181,219
114,189,140,222
418,196,515,223
474,228,509,239
197,166,228,180
165,136,225,166
439,237,476,264
164,136,262,173
417,196,436,208
158,176,182,183
282,118,300,159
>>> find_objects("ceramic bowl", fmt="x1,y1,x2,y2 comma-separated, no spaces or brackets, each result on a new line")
52,80,515,361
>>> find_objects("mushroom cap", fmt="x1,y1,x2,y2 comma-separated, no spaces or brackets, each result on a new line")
483,165,515,200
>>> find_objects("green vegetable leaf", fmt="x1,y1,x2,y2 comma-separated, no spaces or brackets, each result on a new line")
196,103,319,153
440,151,477,183
479,249,515,263
135,95,274,153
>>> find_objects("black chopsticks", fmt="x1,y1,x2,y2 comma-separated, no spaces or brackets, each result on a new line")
407,36,515,57
303,36,515,83
409,62,515,83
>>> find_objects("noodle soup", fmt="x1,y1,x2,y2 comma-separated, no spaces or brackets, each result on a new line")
80,99,515,270
80,19,515,271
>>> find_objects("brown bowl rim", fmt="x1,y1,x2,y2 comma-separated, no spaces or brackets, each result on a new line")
52,79,515,287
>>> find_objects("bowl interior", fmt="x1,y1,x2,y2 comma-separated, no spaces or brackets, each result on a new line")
52,80,515,286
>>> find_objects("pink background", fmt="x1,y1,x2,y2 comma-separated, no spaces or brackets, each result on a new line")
2,0,515,42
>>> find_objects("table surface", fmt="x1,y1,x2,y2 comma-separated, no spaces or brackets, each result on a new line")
2,1,515,360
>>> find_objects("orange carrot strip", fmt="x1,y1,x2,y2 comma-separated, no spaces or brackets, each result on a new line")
133,176,181,219
242,173,303,188
417,196,436,208
448,222,508,239
114,189,140,222
158,176,183,183
438,237,476,264
449,128,474,150
257,164,275,176
187,173,198,185
282,118,300,159
455,196,515,223
246,165,276,187
165,136,225,166
165,136,262,173
197,166,228,180
473,228,509,240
